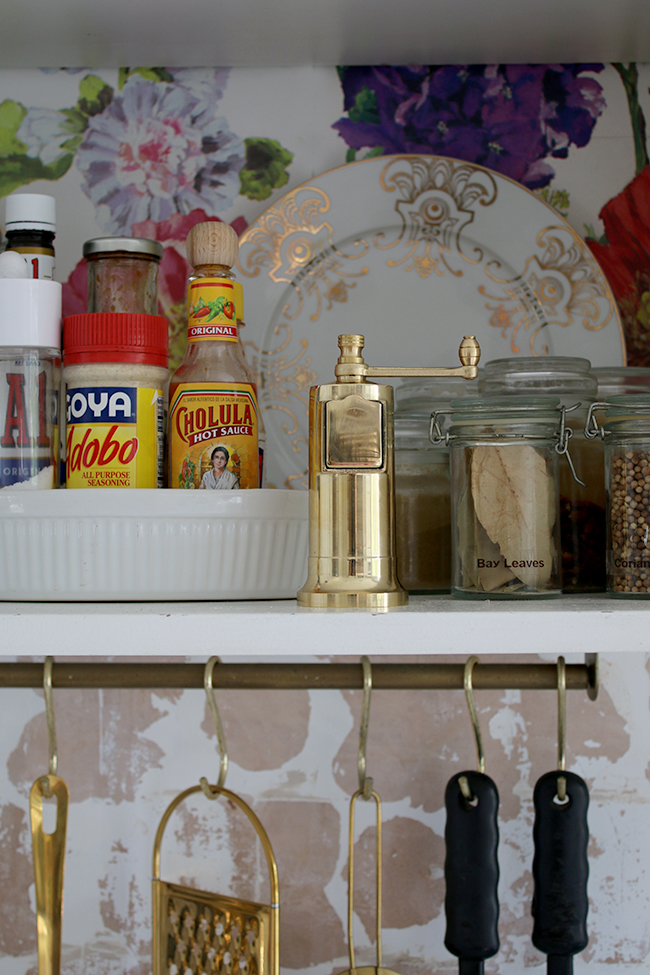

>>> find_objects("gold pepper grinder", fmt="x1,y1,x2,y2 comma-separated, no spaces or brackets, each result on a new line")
297,334,480,610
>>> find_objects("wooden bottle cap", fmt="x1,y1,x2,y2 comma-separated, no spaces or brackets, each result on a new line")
186,221,239,269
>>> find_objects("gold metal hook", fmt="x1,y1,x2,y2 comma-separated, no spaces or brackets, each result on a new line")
348,788,383,971
41,656,58,797
464,656,485,774
557,656,567,802
199,657,229,799
358,656,374,801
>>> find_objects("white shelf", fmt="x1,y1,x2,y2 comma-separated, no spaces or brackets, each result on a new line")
1,595,648,657
2,0,650,69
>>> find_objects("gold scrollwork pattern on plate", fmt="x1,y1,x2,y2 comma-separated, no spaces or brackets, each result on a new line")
479,226,616,356
377,155,498,278
237,186,369,323
243,323,315,489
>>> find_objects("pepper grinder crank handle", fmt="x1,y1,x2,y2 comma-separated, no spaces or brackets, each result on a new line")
297,334,480,610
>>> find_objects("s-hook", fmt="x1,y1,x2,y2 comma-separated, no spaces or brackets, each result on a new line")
30,657,69,975
199,656,229,799
444,656,500,975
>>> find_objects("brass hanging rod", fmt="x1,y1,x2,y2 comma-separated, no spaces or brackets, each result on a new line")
0,660,598,695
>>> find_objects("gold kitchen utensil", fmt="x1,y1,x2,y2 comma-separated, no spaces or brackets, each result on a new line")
30,656,69,975
152,657,279,975
297,333,480,609
341,657,400,975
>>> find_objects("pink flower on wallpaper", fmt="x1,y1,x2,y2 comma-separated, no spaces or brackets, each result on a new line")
63,209,249,371
76,79,245,233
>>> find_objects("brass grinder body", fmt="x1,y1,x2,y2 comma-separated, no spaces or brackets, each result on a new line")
297,334,480,610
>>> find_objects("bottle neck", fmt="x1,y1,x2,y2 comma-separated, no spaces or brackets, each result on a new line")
191,264,234,280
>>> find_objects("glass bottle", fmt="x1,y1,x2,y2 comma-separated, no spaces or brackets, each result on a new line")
4,193,56,280
169,222,259,490
394,377,477,592
481,357,603,592
431,397,564,599
83,237,163,314
586,395,650,597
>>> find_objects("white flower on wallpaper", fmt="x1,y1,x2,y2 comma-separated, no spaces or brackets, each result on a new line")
17,107,75,166
76,77,245,233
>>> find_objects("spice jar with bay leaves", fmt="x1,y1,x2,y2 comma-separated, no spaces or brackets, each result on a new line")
431,397,565,599
481,357,604,592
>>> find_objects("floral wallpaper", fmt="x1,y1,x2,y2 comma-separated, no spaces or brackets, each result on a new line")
2,64,650,974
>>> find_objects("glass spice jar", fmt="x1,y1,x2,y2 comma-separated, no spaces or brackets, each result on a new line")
592,366,650,398
586,395,650,597
83,237,163,315
394,377,477,592
481,357,604,592
431,397,565,599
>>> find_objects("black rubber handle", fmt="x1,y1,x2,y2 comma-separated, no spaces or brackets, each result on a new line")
532,769,589,968
445,771,500,966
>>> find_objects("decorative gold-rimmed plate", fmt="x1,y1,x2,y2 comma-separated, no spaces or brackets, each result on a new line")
237,154,624,490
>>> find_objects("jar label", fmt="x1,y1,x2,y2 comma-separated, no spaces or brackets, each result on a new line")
65,385,164,488
0,356,59,487
187,280,237,343
169,382,259,489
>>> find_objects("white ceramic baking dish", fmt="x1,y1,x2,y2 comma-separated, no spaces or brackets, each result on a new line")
0,488,308,601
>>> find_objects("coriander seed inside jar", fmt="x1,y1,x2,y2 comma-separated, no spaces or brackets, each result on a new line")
586,395,650,596
431,397,566,599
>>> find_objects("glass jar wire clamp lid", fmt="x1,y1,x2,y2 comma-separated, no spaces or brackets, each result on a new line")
430,398,582,599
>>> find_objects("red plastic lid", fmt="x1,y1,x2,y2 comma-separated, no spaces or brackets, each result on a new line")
63,313,169,367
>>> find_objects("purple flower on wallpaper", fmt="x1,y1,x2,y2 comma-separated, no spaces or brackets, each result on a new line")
76,77,244,233
334,64,605,189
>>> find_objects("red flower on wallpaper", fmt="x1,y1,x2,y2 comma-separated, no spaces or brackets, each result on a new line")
587,166,650,366
62,208,248,371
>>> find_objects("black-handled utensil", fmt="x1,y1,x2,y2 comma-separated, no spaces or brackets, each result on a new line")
445,770,499,975
531,656,589,975
444,657,499,975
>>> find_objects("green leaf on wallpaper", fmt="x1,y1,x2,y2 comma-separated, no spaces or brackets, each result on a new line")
363,147,384,159
348,87,380,125
536,186,570,217
0,100,28,156
239,138,294,202
118,67,173,90
346,148,357,163
77,75,114,117
59,108,89,135
0,153,73,198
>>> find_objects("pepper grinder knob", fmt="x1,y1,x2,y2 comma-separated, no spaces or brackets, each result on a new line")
459,335,481,368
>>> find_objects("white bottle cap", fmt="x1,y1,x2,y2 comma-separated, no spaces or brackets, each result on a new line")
0,279,62,349
4,193,56,233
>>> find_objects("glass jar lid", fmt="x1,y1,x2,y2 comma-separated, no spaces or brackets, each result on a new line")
83,237,163,260
592,366,650,398
481,356,596,397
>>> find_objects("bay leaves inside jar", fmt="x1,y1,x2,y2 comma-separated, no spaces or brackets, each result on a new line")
470,444,554,588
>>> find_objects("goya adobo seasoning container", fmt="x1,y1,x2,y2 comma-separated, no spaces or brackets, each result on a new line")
586,395,650,596
431,397,565,598
63,313,168,488
0,278,61,488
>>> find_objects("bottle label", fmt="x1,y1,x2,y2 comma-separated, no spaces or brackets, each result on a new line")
169,382,259,489
187,280,238,342
9,247,55,281
65,385,164,488
0,356,59,487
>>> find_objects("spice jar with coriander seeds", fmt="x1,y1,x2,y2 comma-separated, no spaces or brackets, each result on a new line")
430,397,567,599
585,395,650,596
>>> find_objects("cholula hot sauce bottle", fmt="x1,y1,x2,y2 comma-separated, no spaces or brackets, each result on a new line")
169,222,259,490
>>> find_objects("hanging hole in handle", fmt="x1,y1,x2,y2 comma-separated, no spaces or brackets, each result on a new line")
553,793,571,807
458,774,479,809
40,790,59,834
